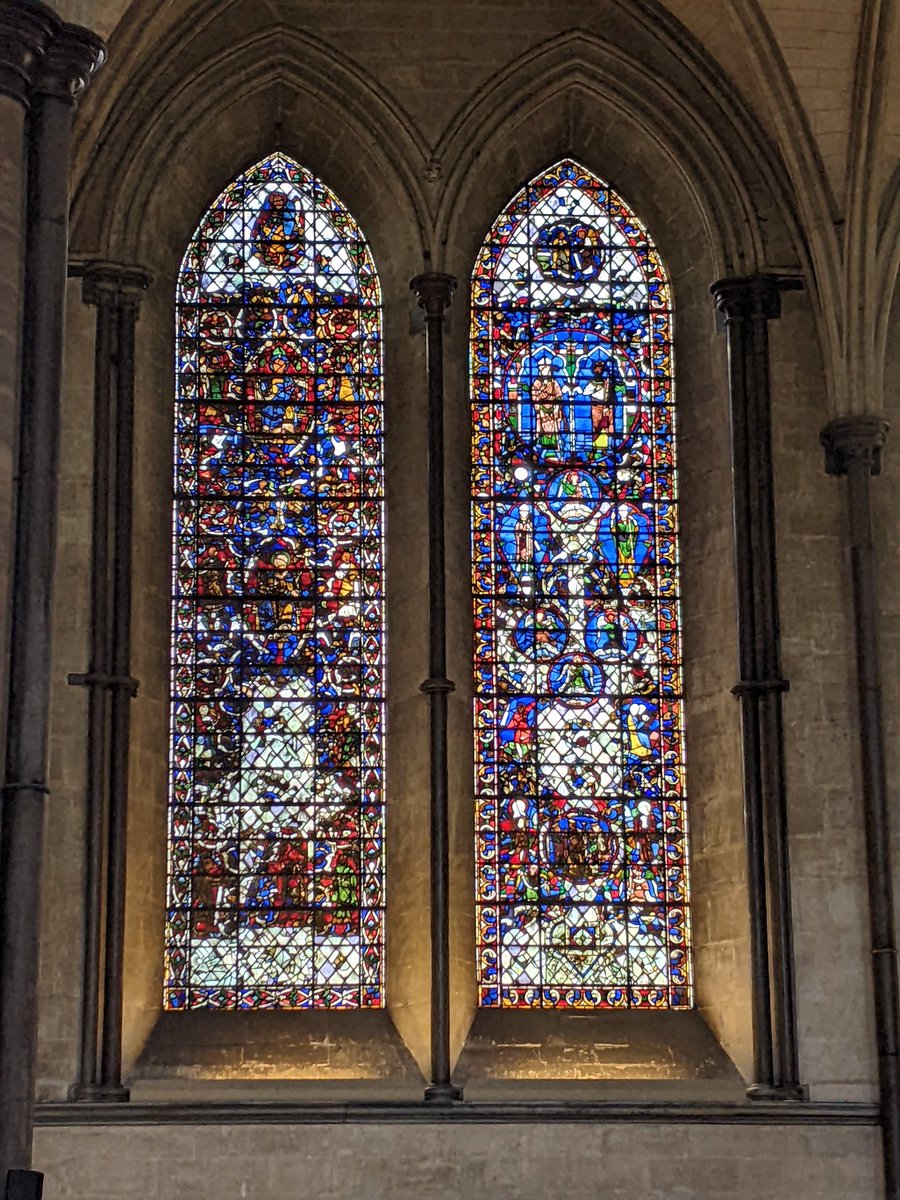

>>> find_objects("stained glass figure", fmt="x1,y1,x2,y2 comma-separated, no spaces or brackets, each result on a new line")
471,160,691,1008
167,153,384,1009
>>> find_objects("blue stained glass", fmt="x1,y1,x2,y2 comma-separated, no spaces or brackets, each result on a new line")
471,161,692,1009
166,154,385,1010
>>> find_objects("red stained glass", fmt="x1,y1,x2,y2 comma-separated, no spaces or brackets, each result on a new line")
166,154,384,1009
471,161,692,1009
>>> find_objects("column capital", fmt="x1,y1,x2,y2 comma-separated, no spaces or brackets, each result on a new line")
33,20,105,105
710,273,802,323
820,414,889,477
410,272,457,316
0,1,59,107
72,260,152,309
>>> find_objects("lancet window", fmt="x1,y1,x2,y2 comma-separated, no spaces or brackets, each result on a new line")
166,153,385,1010
470,160,691,1008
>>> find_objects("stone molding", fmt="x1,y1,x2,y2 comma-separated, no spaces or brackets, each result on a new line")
710,273,803,323
0,1,58,107
410,272,457,315
72,260,153,309
820,414,890,477
33,22,105,105
0,1,104,108
32,1097,881,1127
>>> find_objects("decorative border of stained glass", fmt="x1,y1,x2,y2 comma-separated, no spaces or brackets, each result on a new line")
166,153,385,1010
471,159,692,1009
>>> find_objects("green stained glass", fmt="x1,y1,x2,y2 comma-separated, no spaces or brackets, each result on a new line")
166,154,384,1010
471,160,691,1009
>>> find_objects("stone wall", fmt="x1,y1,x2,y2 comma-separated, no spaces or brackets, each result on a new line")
43,3,774,1088
33,1122,881,1200
16,0,900,1194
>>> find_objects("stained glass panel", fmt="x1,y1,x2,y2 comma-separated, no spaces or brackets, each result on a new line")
166,153,384,1009
471,160,691,1009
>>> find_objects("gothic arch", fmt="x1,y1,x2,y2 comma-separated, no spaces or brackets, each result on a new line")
61,28,437,1076
47,2,845,1090
437,124,753,1070
167,152,387,1012
469,159,691,1011
70,23,430,265
432,27,805,277
724,0,842,360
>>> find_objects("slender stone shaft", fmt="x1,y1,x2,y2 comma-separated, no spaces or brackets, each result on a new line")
710,275,804,1101
821,415,900,1200
0,6,104,1173
101,271,147,1098
410,272,462,1104
71,267,116,1100
0,3,53,741
68,263,148,1102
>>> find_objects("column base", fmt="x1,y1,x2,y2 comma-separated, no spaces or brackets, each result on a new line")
424,1082,463,1104
746,1082,808,1102
68,1082,130,1103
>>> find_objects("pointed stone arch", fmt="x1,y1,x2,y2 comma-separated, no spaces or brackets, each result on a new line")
70,22,429,266
432,27,806,277
469,158,692,1010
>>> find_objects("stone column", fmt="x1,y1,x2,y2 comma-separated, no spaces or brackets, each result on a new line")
821,415,899,1200
68,263,149,1103
0,8,105,1174
0,2,58,767
409,272,462,1103
710,275,805,1101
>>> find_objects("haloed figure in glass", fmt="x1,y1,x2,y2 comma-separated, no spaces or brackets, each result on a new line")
471,160,691,1009
168,154,384,1009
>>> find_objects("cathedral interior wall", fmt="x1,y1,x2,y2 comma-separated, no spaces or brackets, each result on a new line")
37,17,782,1093
876,282,900,948
33,1121,881,1200
7,0,895,1193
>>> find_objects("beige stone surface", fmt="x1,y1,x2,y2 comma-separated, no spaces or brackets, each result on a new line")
761,0,864,197
37,279,96,1098
33,1122,881,1200
12,0,900,1192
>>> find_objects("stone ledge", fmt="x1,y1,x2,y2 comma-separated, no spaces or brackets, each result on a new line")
128,1009,422,1086
34,1098,880,1126
455,1008,741,1087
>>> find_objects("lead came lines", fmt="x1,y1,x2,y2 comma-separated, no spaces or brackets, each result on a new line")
166,154,385,1010
472,160,692,1009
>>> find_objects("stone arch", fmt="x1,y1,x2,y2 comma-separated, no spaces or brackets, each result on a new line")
42,2,848,1092
433,72,776,1073
467,158,692,1012
57,19,438,1083
432,27,807,277
70,23,430,265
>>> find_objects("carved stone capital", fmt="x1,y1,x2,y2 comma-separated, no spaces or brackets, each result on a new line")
73,260,152,309
710,273,802,324
820,414,889,477
0,1,59,107
410,272,457,316
33,20,105,105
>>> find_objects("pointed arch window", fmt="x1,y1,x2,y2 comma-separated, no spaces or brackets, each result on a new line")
471,160,691,1009
167,153,384,1010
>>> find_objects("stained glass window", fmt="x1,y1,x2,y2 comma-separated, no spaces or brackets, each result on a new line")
471,160,691,1009
167,153,384,1010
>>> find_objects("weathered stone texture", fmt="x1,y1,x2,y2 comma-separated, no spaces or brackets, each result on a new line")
14,0,900,1193
34,1122,880,1200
